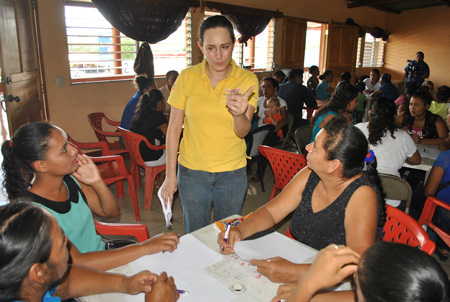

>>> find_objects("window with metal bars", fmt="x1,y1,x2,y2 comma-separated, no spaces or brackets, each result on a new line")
356,33,385,68
64,3,192,83
204,11,274,71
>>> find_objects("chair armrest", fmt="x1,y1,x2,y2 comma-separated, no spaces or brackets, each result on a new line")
142,139,166,151
94,220,150,242
418,196,450,226
104,116,121,127
92,127,122,138
90,155,128,175
68,136,111,156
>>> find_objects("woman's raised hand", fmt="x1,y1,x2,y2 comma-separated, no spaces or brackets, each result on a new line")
72,154,102,185
226,86,255,117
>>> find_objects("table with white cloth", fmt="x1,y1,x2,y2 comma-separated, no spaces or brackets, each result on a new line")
77,216,325,302
403,144,440,182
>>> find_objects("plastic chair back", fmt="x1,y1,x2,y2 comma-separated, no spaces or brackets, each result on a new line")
118,127,166,210
418,196,450,248
294,125,313,155
87,112,126,155
94,221,149,242
259,145,307,200
383,205,436,255
379,173,413,213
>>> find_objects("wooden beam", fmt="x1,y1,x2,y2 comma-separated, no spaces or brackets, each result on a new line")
347,0,400,9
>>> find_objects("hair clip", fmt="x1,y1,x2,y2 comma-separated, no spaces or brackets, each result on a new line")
365,150,375,162
9,140,13,148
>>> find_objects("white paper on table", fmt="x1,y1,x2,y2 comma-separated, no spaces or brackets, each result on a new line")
128,234,235,302
157,187,172,227
234,231,316,264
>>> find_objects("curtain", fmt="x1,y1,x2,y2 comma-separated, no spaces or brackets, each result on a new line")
91,0,193,78
220,11,272,45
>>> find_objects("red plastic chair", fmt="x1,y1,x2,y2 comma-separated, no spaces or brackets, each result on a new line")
118,127,166,210
94,220,149,242
383,205,435,255
418,196,450,248
87,112,127,155
68,136,141,221
259,145,307,200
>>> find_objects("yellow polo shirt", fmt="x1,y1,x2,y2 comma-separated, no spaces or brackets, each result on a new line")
168,59,259,172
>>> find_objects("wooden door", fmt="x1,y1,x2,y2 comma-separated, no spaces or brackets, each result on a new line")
281,17,307,68
325,24,359,87
0,0,47,135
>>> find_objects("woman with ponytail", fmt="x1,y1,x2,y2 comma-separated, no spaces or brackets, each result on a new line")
1,122,179,270
130,89,168,187
310,81,359,142
356,98,421,176
219,116,386,289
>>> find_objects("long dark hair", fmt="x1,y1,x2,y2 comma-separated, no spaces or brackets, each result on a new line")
0,203,54,301
359,242,450,302
198,15,236,45
368,97,397,146
311,82,359,126
130,89,165,132
323,116,386,230
1,122,57,200
319,69,333,80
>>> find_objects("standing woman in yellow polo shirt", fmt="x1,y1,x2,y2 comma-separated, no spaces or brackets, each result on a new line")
160,15,259,233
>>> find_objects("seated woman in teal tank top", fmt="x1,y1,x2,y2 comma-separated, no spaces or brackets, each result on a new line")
2,122,179,271
311,81,359,142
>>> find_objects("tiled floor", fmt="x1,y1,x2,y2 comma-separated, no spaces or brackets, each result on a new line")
98,160,450,276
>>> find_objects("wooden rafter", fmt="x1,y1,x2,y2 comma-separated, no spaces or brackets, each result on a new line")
347,0,400,8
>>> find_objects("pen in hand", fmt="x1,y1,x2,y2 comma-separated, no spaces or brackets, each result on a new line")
221,223,232,252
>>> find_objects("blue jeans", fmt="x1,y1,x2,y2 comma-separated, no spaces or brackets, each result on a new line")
178,164,247,233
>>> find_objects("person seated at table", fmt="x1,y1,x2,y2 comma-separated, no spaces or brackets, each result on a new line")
353,81,366,123
1,122,179,270
272,242,449,302
340,71,351,83
395,88,448,146
356,98,421,210
121,76,156,130
395,81,418,116
0,202,179,302
277,68,316,130
430,85,450,120
310,81,359,142
370,73,399,101
363,68,381,94
219,116,386,284
130,89,168,188
274,70,287,84
307,65,319,96
316,70,335,105
257,77,288,132
159,70,179,118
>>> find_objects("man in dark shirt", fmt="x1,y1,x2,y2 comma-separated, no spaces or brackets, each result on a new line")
404,51,430,86
277,68,317,130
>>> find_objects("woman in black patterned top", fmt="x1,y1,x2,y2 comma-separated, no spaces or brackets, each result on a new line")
219,116,386,293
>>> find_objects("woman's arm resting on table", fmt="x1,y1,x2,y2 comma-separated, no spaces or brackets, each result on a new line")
405,150,421,165
218,168,311,254
73,154,119,217
145,272,180,302
55,265,158,300
69,233,179,271
424,166,445,196
160,107,184,207
271,245,359,302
